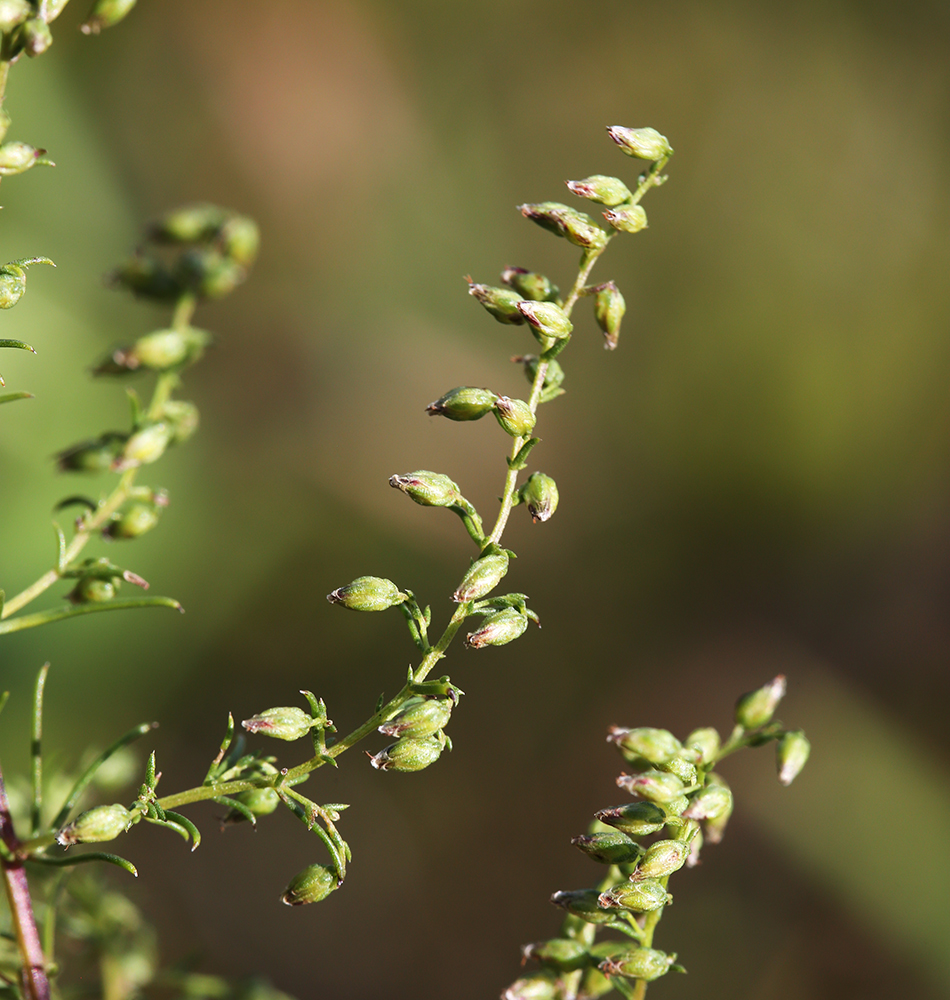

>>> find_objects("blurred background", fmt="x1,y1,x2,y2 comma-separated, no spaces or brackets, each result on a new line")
1,0,949,997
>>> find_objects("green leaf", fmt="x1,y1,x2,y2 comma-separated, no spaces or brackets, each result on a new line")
0,596,184,634
28,851,138,877
0,339,36,352
163,810,201,850
0,391,33,404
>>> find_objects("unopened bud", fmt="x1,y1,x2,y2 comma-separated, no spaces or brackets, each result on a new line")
566,175,633,207
160,400,200,444
500,267,559,303
20,18,52,56
81,0,137,34
519,202,608,251
617,770,685,803
426,386,498,421
577,967,614,1000
603,205,647,234
606,126,673,161
280,862,340,905
512,355,565,400
608,727,681,765
571,831,645,866
595,801,668,837
378,696,452,738
660,755,698,785
219,215,260,267
467,280,525,325
549,888,619,925
598,879,670,912
522,938,589,972
369,735,443,772
225,787,280,823
634,839,690,880
175,248,246,300
453,548,509,603
389,470,462,507
516,300,573,341
57,804,132,846
519,472,558,523
593,281,625,350
109,254,181,301
57,432,127,473
242,706,315,742
104,502,161,539
684,727,720,767
68,576,117,603
465,607,528,649
113,422,172,470
327,576,407,611
150,203,228,243
0,142,48,176
599,948,675,982
0,0,31,33
493,396,536,437
776,730,810,786
683,778,733,823
99,326,209,373
502,973,559,1000
735,675,786,729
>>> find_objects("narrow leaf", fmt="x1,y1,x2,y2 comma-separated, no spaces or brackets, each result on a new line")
28,852,138,877
0,339,36,352
0,596,184,634
31,663,50,838
0,391,33,404
163,810,201,850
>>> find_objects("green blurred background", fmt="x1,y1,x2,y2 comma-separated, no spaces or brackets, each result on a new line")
2,0,950,997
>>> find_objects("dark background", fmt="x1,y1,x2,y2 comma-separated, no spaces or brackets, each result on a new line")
1,1,949,997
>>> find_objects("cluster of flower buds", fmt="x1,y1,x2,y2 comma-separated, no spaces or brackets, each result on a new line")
504,679,808,999
62,556,149,604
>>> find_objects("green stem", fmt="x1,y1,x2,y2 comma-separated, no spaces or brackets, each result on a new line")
30,665,48,838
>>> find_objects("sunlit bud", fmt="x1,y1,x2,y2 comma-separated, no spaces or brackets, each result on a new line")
464,607,527,649
593,281,625,350
0,0,30,32
599,948,675,982
617,770,685,803
113,422,172,470
683,778,733,823
369,735,443,772
518,472,559,524
378,696,452,738
80,0,137,34
99,326,209,374
550,888,619,925
150,203,228,243
175,248,246,299
608,727,682,765
501,266,559,303
598,879,670,912
684,727,720,767
659,756,698,785
664,795,690,817
493,396,536,437
219,214,260,267
160,400,199,445
242,707,315,741
776,730,810,786
634,839,690,880
522,938,589,972
516,300,573,340
512,355,565,399
566,175,633,207
389,470,462,507
519,202,608,251
603,205,647,234
110,254,181,301
225,787,280,823
21,18,52,56
426,386,498,421
607,126,673,161
453,549,509,602
571,831,645,866
502,973,559,1000
735,675,786,729
595,801,668,837
280,862,340,905
0,142,48,175
327,576,408,611
68,576,117,603
104,502,161,539
57,804,132,846
467,280,526,325
56,432,127,473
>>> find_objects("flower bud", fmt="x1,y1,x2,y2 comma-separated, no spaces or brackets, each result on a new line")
603,205,647,234
150,203,228,243
160,399,200,444
519,202,608,251
0,142,48,176
109,254,182,301
519,472,558,523
104,502,161,540
464,607,528,649
68,576,117,604
0,0,30,33
577,967,614,999
20,18,52,56
426,386,498,421
369,735,443,772
516,301,573,340
634,839,690,880
378,696,452,738
242,707,315,741
280,862,340,905
683,779,733,823
595,801,668,837
225,787,280,823
659,755,698,785
608,726,682,765
684,727,720,766
99,327,210,373
566,175,633,207
219,214,260,266
512,355,565,400
776,729,810,786
56,432,127,473
500,266,559,303
502,973,559,1000
549,888,619,925
735,675,786,729
493,396,536,437
599,948,675,982
327,576,408,611
113,422,172,470
522,938,589,972
571,831,645,866
617,770,685,803
57,804,132,846
452,548,509,602
598,879,670,912
467,280,526,325
81,0,137,34
593,281,625,350
175,248,247,299
606,126,673,161
389,470,462,507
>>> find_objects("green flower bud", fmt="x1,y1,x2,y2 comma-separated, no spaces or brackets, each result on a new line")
175,248,247,299
150,203,229,243
735,675,786,729
683,778,733,824
389,470,463,507
519,202,608,250
608,727,682,765
0,142,48,175
160,399,200,444
603,205,647,234
522,938,590,972
502,973,559,1000
45,0,70,22
57,804,132,846
550,888,619,925
519,472,558,523
659,755,698,786
776,730,810,786
577,967,615,999
467,280,526,325
242,707,315,741
516,300,573,340
571,831,645,866
425,386,498,421
452,548,509,603
104,502,161,540
113,422,172,471
512,354,565,401
225,787,280,823
56,432,127,473
109,254,182,301
219,214,260,267
595,801,668,837
68,576,117,603
599,948,676,982
80,0,137,34
606,126,673,161
326,576,408,611
378,696,452,738
20,18,52,57
593,281,625,351
634,839,690,879
0,0,31,33
493,396,536,437
500,266,559,303
617,769,685,803
280,862,340,905
684,727,720,766
566,175,633,207
598,878,670,912
369,735,444,772
464,607,528,649
99,327,210,374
